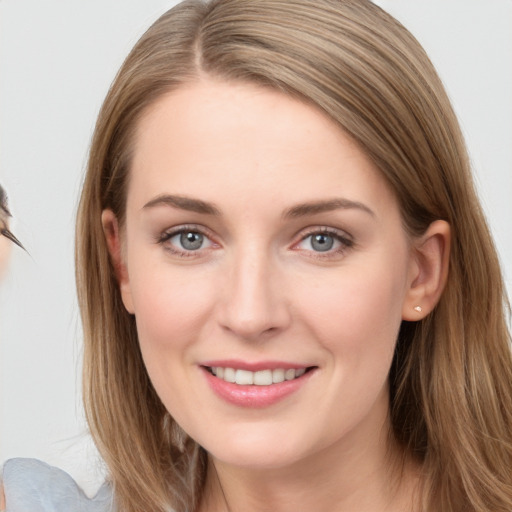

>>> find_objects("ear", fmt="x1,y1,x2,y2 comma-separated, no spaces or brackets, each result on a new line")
402,220,451,321
101,209,134,314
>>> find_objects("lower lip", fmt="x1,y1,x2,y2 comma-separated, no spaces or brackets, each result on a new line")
202,368,314,408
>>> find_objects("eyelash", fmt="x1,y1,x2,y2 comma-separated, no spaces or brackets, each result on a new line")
292,227,354,259
156,225,354,259
157,225,216,258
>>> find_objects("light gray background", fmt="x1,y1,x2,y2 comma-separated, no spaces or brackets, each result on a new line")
1,0,511,494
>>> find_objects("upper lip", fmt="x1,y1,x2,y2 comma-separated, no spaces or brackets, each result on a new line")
200,360,314,372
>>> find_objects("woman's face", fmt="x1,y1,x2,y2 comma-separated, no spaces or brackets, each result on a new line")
112,80,419,470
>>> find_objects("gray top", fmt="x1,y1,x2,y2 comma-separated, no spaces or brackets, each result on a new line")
1,458,114,512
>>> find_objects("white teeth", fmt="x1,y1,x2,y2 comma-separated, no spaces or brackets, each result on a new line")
254,369,272,385
272,368,285,384
285,369,296,381
210,367,308,386
224,367,236,383
235,369,254,385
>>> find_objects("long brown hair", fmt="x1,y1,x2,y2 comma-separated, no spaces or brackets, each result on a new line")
76,1,512,510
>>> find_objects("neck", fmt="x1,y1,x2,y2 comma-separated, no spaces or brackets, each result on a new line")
198,418,420,512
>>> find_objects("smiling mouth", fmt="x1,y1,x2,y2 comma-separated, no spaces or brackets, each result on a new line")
204,366,315,386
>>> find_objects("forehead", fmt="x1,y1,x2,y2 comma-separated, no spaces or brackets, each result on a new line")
128,79,396,214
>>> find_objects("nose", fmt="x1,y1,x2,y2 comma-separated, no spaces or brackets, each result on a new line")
217,247,291,341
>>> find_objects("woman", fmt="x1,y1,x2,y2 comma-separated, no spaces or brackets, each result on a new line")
3,0,512,511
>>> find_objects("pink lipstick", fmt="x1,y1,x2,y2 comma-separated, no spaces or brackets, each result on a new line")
200,360,316,408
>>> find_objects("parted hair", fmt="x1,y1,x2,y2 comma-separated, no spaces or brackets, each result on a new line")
76,1,512,511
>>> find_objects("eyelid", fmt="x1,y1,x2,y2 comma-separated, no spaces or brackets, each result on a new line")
291,226,354,256
157,224,220,257
158,222,215,239
155,223,353,260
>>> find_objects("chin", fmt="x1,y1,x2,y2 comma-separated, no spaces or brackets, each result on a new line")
200,427,320,471
211,448,303,471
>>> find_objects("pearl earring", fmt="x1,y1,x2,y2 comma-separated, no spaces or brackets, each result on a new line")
413,305,422,313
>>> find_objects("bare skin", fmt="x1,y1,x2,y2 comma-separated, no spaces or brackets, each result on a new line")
199,409,422,512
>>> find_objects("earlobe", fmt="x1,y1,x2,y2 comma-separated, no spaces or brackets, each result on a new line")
101,209,135,314
402,220,451,321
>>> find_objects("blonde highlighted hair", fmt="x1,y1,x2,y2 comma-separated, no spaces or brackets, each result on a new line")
76,1,512,510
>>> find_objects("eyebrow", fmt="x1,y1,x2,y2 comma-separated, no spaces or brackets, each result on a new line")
283,198,375,219
142,194,374,219
143,194,221,215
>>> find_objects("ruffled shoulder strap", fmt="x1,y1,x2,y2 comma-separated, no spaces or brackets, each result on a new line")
1,458,114,512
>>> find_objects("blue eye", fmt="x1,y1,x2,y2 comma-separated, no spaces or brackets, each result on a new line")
179,231,204,250
296,229,352,255
159,228,213,255
310,233,334,252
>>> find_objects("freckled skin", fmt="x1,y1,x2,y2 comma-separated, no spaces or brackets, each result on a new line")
116,80,417,484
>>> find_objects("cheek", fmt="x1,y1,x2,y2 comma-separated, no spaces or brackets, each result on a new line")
297,256,408,362
128,264,220,416
129,263,217,355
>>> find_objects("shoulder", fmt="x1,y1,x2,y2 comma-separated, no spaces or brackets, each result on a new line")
1,458,114,512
